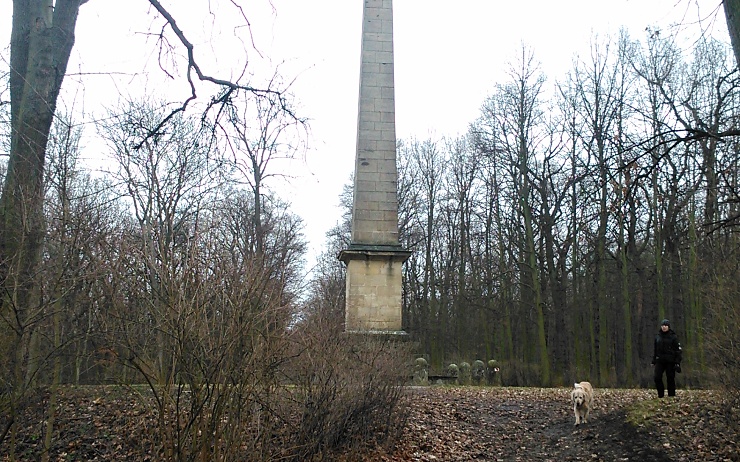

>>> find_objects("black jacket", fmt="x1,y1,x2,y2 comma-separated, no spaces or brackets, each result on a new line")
653,329,682,364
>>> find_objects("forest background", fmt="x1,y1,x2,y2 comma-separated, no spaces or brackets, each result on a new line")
2,0,740,460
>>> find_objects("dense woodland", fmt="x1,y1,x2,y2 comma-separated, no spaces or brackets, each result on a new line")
2,1,740,459
402,33,740,387
312,32,740,389
2,29,740,391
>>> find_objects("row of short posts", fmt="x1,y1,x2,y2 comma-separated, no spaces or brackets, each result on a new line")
412,358,501,386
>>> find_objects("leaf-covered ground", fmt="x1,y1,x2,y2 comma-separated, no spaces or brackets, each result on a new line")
2,386,739,461
366,387,740,462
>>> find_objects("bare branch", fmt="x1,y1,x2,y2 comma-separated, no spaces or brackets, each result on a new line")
135,0,297,150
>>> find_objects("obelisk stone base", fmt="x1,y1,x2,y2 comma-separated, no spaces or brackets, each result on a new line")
339,245,410,333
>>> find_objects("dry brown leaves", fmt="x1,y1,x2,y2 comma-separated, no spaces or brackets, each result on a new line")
2,385,739,461
360,387,740,462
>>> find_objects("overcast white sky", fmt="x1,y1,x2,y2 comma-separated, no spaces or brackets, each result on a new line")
0,0,729,268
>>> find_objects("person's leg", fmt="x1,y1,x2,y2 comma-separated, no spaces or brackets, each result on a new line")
653,363,666,398
666,363,676,396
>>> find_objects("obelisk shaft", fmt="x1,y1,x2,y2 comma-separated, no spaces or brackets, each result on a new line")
339,0,410,334
352,0,400,246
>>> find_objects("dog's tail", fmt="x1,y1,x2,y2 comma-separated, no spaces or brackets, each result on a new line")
574,382,583,388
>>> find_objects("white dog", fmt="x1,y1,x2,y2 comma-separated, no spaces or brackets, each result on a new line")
570,381,594,426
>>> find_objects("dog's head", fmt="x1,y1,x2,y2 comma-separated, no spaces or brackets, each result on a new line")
571,386,586,406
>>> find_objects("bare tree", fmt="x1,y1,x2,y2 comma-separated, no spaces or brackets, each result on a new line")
469,119,518,373
221,89,307,257
0,3,297,424
404,138,447,365
99,98,223,384
98,98,307,460
443,135,482,357
476,46,551,384
571,35,624,385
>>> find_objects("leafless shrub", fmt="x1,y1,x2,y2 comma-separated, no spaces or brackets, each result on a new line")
286,317,411,461
98,267,303,462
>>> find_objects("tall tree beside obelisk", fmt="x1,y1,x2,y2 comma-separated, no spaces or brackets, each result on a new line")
339,0,410,333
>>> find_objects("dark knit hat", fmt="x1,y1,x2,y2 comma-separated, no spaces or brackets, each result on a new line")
661,319,670,327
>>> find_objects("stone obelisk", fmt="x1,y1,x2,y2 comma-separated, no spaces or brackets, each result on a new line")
339,0,410,334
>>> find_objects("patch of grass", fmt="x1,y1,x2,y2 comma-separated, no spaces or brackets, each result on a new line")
626,396,669,426
623,390,740,461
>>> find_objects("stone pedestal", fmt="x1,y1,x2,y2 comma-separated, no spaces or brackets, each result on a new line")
339,245,411,333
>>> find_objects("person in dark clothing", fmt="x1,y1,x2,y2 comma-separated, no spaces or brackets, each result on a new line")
652,319,683,398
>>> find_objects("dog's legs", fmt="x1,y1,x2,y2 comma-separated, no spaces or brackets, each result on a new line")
573,404,580,426
584,405,591,423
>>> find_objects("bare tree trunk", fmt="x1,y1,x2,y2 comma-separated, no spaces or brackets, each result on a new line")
1,6,82,457
41,302,62,462
724,0,740,69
